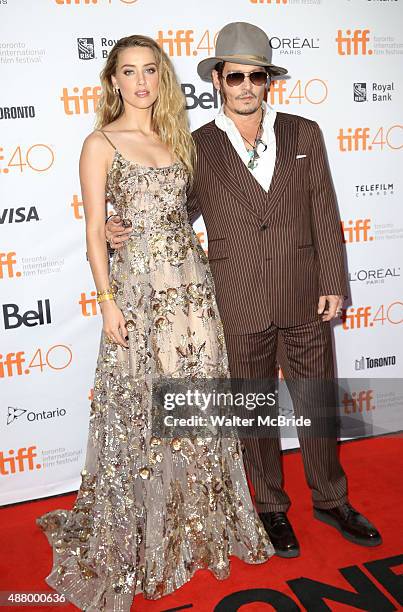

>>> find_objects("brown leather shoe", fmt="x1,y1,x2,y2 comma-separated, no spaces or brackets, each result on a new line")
313,503,382,546
259,512,300,558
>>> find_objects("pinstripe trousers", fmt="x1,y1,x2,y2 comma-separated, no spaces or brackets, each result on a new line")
224,317,348,512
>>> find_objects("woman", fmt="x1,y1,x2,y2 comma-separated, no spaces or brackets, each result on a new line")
37,35,274,611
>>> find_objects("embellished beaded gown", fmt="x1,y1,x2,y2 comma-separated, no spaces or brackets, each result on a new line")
37,132,274,611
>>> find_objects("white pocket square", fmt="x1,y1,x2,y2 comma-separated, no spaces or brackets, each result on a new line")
296,154,307,159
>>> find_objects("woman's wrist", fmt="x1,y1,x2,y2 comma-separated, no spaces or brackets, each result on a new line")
96,288,115,304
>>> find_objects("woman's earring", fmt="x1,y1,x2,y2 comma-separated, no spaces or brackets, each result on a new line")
113,86,120,95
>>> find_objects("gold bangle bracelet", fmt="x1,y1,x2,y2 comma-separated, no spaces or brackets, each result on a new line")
97,288,113,297
97,294,115,304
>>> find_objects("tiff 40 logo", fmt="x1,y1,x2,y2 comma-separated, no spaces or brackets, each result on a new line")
341,302,403,330
269,79,327,105
0,346,73,379
55,0,137,5
338,126,402,151
0,145,54,174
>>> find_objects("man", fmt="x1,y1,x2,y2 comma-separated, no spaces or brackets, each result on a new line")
106,22,381,557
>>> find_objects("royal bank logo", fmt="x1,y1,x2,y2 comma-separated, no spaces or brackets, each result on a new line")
354,82,367,102
354,81,395,102
77,38,95,60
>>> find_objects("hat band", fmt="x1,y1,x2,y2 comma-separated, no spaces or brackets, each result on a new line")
217,53,269,64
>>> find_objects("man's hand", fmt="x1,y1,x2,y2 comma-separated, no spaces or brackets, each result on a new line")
317,295,343,321
105,215,131,249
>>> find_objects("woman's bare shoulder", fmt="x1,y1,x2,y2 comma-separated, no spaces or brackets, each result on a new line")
80,129,112,159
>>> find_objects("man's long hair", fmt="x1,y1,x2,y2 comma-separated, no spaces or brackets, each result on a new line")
95,34,195,178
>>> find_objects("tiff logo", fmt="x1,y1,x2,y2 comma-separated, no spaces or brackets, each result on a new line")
341,219,373,243
342,390,375,414
0,352,25,377
60,86,102,115
338,128,371,151
0,446,40,475
155,30,194,56
0,252,21,279
336,29,373,55
71,194,84,219
342,307,372,330
79,291,99,316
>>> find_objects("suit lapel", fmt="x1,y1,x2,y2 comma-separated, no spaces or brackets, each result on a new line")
196,123,262,219
263,114,298,222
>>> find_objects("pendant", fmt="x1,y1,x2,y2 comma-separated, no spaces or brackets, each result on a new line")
247,149,259,170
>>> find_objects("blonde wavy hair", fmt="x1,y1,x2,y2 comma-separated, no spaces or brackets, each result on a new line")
95,35,195,177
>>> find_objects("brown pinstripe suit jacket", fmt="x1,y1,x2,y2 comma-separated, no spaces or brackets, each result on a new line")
187,112,348,334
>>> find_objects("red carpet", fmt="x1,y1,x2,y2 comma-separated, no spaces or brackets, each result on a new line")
1,435,402,611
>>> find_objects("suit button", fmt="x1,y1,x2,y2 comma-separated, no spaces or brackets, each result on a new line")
260,224,268,231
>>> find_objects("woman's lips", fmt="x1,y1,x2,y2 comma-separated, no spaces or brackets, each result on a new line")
135,90,150,98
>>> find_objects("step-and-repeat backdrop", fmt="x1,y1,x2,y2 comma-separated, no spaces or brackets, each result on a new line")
1,0,402,505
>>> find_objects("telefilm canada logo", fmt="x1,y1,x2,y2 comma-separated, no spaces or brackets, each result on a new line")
77,38,95,60
355,182,394,197
354,81,395,102
6,406,67,426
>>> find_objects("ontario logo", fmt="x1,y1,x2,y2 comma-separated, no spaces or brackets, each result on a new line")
6,406,67,425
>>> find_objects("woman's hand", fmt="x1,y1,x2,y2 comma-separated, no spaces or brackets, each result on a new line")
100,300,129,348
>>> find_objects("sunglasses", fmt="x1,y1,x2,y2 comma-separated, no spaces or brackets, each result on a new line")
222,70,269,87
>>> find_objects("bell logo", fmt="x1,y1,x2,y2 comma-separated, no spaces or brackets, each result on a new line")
342,390,375,414
0,446,40,475
336,29,373,56
155,30,194,57
341,219,373,243
60,86,102,115
0,252,21,279
79,291,99,316
2,299,52,330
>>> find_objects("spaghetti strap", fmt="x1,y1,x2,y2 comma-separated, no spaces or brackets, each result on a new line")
99,130,117,150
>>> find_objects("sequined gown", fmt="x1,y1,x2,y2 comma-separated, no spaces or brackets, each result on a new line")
37,134,274,611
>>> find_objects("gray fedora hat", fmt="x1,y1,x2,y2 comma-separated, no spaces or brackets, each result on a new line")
197,22,288,82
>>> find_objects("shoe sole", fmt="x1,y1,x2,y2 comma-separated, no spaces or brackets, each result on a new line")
313,509,382,547
274,547,300,558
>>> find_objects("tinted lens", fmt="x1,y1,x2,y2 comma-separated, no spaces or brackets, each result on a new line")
225,72,245,87
250,71,268,86
225,71,268,87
